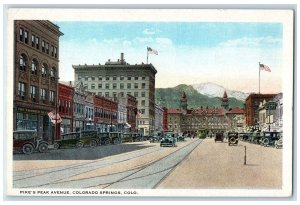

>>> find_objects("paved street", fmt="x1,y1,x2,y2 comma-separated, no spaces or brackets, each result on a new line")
13,138,282,189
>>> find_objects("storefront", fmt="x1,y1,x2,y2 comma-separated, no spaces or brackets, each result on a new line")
15,107,53,142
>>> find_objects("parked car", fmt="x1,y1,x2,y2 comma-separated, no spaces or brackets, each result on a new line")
98,132,111,145
275,133,283,149
13,130,49,154
121,132,133,143
215,132,224,143
149,132,161,143
228,132,239,146
160,133,177,147
132,133,144,142
260,131,281,147
53,130,100,149
109,132,122,144
250,131,262,144
239,132,251,141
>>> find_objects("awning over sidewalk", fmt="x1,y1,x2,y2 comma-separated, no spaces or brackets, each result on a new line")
48,111,62,124
125,122,131,128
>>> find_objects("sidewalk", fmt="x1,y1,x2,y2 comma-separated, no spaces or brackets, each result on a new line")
158,138,282,189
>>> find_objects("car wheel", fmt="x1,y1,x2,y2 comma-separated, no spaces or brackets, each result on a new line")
89,140,97,147
53,142,60,149
76,141,84,148
229,137,236,144
263,138,270,147
104,139,110,145
38,143,48,153
22,144,34,155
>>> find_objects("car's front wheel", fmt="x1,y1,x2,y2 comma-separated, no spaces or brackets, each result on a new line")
89,140,97,147
22,144,34,154
38,143,48,153
76,141,84,148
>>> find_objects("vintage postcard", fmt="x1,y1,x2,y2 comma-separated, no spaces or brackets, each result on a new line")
5,8,294,197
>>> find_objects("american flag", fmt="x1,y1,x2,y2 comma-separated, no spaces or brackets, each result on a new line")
259,63,271,72
147,47,158,55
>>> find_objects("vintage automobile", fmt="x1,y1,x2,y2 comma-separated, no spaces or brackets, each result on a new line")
149,132,162,143
250,131,262,144
121,132,133,143
260,131,281,147
160,132,177,147
214,132,224,143
109,132,122,144
275,133,283,149
239,132,251,141
132,133,144,142
228,132,239,146
53,130,100,149
13,130,49,154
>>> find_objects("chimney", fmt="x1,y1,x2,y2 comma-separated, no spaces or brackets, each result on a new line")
120,53,124,63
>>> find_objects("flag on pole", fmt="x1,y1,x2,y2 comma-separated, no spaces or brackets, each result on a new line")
259,63,271,72
147,47,158,55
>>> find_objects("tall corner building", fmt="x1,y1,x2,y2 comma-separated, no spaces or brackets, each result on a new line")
14,20,63,142
73,53,157,136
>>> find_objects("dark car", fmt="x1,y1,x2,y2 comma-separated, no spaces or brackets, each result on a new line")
239,132,251,141
215,132,224,143
260,131,281,147
13,130,49,154
149,132,162,143
53,130,100,149
121,132,133,143
228,132,239,146
250,131,262,144
160,132,177,147
109,132,122,144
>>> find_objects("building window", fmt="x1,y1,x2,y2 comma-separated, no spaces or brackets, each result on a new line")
113,76,117,80
45,42,49,54
98,92,102,96
141,109,145,114
18,82,26,100
31,59,38,75
41,63,47,78
91,84,95,89
50,67,56,81
16,113,38,130
35,37,39,49
134,83,138,89
135,76,139,80
105,83,109,89
40,88,46,101
78,76,82,81
127,92,131,96
19,54,27,71
84,84,88,90
142,76,146,80
106,76,110,80
141,92,145,97
98,76,102,80
42,40,45,52
98,83,102,89
113,92,117,98
91,76,95,80
113,83,117,89
19,28,24,41
127,83,131,89
85,76,88,81
134,92,138,97
127,76,131,80
142,83,146,89
105,92,109,97
120,76,124,80
120,92,124,97
120,83,124,89
31,34,35,47
50,91,55,103
51,45,54,57
24,31,28,44
141,100,145,106
54,47,57,58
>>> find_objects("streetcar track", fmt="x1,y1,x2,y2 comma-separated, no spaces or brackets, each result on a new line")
101,139,202,189
14,139,201,189
13,145,161,181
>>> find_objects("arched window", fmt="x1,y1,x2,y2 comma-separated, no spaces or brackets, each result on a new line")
31,59,38,75
19,54,27,71
41,63,48,78
50,67,56,81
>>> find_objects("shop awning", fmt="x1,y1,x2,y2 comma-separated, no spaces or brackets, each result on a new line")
48,111,62,124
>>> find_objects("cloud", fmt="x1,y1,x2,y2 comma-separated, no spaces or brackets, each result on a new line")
219,36,282,47
143,28,162,35
155,37,172,46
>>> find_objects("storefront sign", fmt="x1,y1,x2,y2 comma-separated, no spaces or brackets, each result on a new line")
17,107,48,115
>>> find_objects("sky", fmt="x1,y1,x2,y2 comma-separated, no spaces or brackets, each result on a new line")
56,21,283,93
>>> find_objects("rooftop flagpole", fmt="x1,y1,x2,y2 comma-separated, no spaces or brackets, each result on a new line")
259,62,261,94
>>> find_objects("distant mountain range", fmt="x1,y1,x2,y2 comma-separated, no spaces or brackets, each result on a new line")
155,83,247,109
192,82,250,101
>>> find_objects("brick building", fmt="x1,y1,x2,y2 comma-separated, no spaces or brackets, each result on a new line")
94,94,118,132
58,83,74,135
245,93,277,127
13,20,63,143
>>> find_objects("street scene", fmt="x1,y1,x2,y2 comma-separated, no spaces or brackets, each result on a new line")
11,16,287,193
